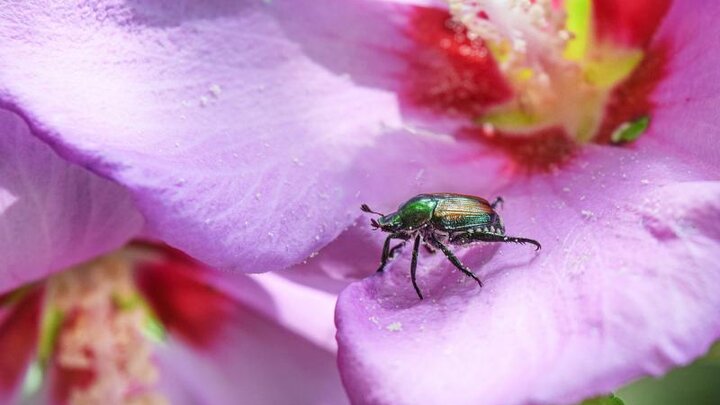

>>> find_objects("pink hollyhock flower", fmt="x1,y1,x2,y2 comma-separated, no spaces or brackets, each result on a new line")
320,1,720,404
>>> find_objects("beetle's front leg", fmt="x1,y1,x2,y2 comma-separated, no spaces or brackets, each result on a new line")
377,233,408,273
388,242,406,259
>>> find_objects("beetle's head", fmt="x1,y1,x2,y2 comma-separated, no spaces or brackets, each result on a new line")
375,214,403,232
361,204,402,232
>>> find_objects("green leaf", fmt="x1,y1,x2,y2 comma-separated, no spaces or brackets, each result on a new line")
610,116,650,144
615,341,720,405
580,393,625,405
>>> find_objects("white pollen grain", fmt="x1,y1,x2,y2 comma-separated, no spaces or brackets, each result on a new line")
209,84,222,98
386,322,403,332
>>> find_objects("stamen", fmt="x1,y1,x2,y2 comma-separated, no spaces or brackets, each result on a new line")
444,0,646,144
45,254,167,405
447,0,569,72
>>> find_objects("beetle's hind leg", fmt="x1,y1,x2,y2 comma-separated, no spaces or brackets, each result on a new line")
473,233,541,251
428,235,483,288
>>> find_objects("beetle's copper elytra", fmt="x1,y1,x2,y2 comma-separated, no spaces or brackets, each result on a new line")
361,193,540,299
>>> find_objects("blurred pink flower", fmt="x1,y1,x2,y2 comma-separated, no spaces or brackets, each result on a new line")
0,239,344,404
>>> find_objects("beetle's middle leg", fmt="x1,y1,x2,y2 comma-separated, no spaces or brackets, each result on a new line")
377,233,409,273
429,235,483,288
410,235,423,300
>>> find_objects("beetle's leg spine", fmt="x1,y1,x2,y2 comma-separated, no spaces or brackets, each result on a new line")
410,235,423,300
505,236,542,251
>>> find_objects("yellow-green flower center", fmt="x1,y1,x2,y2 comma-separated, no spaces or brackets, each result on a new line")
447,0,644,142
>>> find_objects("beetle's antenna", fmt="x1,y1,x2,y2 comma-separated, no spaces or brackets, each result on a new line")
361,204,384,216
370,218,380,229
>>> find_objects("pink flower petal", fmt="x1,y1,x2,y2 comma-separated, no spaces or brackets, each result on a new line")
0,110,143,292
647,0,720,169
0,0,402,272
155,303,348,405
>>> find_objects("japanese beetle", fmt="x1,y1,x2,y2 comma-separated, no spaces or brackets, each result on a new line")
361,193,540,299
